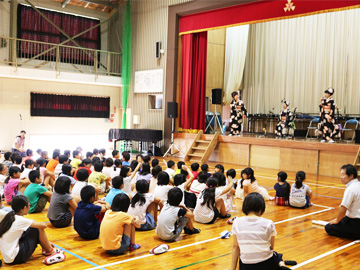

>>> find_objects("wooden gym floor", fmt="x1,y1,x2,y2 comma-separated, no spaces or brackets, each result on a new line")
1,158,359,270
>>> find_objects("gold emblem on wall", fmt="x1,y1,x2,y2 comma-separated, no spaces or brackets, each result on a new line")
284,0,296,12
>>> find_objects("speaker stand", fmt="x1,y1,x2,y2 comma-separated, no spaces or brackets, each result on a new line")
205,104,224,135
163,118,184,158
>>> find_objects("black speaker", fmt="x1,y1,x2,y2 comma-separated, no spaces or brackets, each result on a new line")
156,41,161,59
167,102,178,118
355,130,360,144
294,129,307,138
211,88,222,105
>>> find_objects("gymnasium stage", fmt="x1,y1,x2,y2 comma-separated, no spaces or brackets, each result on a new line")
173,132,359,178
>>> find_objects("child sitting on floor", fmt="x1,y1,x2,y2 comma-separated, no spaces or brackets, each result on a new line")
235,169,246,199
149,165,162,193
153,171,173,203
74,185,110,240
120,163,141,195
100,193,141,255
242,167,274,201
0,195,65,265
4,167,30,205
189,171,208,198
20,159,35,180
174,165,194,206
194,177,233,224
175,161,185,175
54,155,69,180
47,177,78,228
289,171,312,209
105,176,129,206
201,163,211,178
24,170,52,213
36,158,55,188
156,187,200,241
128,180,163,231
274,171,291,206
164,160,176,180
122,151,131,166
214,164,225,174
190,163,200,180
89,161,111,193
110,159,122,179
231,192,295,270
102,158,114,178
70,150,82,169
0,163,8,199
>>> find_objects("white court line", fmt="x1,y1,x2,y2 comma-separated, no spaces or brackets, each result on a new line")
291,240,360,269
86,206,333,270
235,170,346,190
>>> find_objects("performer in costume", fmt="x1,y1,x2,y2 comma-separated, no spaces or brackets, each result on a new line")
318,88,339,143
229,91,247,136
275,101,293,138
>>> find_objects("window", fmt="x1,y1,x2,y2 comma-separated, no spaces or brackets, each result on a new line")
17,4,101,65
30,93,110,118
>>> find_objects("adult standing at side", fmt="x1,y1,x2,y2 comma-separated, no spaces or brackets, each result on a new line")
325,164,360,239
11,130,26,157
229,91,247,136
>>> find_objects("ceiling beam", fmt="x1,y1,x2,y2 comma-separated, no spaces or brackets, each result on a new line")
62,0,70,8
78,0,117,9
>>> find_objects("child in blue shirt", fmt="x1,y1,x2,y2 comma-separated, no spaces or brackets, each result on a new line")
74,185,110,240
105,176,128,206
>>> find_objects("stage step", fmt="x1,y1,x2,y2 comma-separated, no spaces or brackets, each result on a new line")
185,131,219,164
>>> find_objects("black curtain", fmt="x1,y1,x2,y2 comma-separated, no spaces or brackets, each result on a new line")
31,93,110,118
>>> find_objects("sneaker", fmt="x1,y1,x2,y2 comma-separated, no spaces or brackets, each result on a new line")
328,139,335,143
320,139,326,143
128,243,141,251
42,247,64,256
149,244,170,255
184,226,201,235
220,230,231,239
42,253,66,265
219,213,231,219
285,260,297,266
227,217,237,224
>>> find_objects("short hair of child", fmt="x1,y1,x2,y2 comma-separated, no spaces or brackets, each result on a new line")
64,150,70,156
277,171,288,182
24,159,34,168
174,174,186,187
94,161,103,172
201,164,209,172
226,169,236,179
120,166,130,177
54,176,71,194
151,158,159,167
213,172,226,186
112,193,130,212
130,160,138,172
177,161,185,169
191,163,200,172
114,159,121,168
93,148,99,155
73,150,80,158
29,170,40,183
112,176,124,189
52,151,60,159
99,148,106,155
112,150,119,158
215,164,224,173
82,159,92,166
167,160,175,169
157,171,170,186
122,151,130,161
59,155,69,164
105,158,114,167
92,156,100,163
198,171,208,183
152,165,162,178
76,168,89,181
242,192,265,215
36,149,42,154
14,154,22,165
41,151,48,158
81,185,96,203
62,164,72,176
4,152,12,161
36,158,46,167
168,187,183,206
139,163,151,175
86,152,93,159
142,155,150,163
26,149,33,156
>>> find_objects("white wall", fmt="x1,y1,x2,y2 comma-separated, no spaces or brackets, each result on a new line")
0,76,121,151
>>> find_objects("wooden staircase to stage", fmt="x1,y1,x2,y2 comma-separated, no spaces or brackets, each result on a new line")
354,146,360,178
184,131,219,164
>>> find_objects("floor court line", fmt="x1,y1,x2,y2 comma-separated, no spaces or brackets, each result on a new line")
53,243,106,270
86,207,333,270
291,240,360,269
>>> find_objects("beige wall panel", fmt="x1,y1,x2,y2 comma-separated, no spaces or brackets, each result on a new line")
250,145,280,169
208,28,226,45
209,142,249,165
206,43,225,88
319,151,355,177
280,148,318,174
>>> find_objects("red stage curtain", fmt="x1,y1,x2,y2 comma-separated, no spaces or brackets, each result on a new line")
179,0,360,35
180,32,207,131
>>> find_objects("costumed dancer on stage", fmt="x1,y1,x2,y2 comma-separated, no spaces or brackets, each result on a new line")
319,88,339,143
275,101,293,138
229,91,247,136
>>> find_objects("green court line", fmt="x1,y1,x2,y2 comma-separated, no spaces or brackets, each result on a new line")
171,252,231,270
